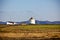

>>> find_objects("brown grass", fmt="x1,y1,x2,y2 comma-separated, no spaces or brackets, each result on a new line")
0,24,60,40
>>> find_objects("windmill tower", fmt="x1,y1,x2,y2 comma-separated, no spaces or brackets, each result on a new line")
29,17,35,24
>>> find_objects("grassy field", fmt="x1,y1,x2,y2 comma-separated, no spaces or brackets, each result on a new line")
0,24,60,40
0,24,60,33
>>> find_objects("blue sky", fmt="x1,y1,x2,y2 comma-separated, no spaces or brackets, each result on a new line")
0,0,60,22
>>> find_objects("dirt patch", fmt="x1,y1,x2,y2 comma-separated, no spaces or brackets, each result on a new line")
0,32,60,38
0,37,60,40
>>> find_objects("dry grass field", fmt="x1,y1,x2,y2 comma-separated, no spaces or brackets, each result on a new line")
0,24,60,40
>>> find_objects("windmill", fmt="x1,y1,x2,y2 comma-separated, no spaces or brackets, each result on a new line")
29,17,35,24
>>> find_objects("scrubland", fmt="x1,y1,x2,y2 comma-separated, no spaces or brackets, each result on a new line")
0,24,60,40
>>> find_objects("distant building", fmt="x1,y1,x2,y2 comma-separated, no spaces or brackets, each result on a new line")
7,21,17,25
29,17,35,24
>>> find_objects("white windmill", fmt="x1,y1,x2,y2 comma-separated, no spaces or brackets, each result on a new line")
29,17,35,24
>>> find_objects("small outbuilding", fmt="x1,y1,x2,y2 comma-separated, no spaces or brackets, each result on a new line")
7,21,16,25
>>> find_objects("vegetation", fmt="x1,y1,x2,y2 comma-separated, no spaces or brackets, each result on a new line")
0,24,60,40
0,24,60,33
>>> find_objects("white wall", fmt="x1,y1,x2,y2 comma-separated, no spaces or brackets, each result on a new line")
30,19,35,24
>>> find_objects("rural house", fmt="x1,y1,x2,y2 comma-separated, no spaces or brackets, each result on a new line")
7,21,17,25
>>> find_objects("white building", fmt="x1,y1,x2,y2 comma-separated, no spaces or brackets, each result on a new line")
29,17,35,24
7,21,17,25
